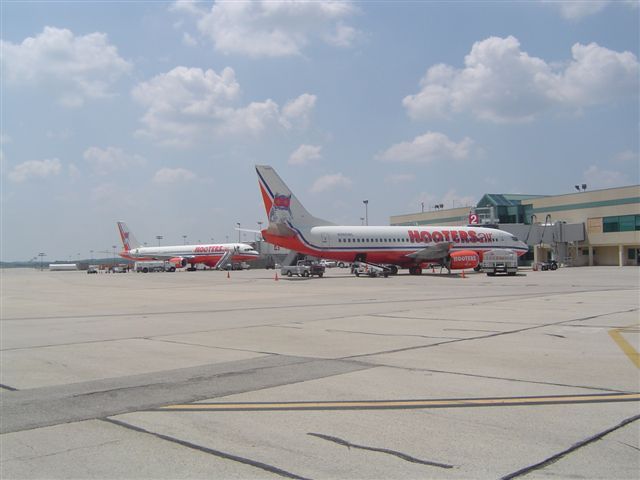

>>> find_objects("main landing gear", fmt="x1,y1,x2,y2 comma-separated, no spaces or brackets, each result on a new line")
408,266,422,275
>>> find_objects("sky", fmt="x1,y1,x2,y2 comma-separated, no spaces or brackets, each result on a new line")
1,0,639,262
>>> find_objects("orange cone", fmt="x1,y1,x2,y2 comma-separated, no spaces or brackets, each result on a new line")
275,272,279,281
461,269,466,278
431,266,435,273
227,270,230,279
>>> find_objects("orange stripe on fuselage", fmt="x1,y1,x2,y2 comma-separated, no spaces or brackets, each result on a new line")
259,183,273,217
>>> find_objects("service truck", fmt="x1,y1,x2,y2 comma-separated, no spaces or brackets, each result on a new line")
481,249,518,276
134,261,175,273
281,260,325,278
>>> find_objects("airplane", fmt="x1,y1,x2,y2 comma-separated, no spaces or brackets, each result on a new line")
117,222,260,270
255,165,529,274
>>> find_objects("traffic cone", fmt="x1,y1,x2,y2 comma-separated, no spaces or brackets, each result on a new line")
227,271,230,279
431,265,435,273
461,269,466,278
275,271,279,281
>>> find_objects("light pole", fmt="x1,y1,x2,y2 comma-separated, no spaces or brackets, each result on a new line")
112,245,117,267
156,235,163,246
38,252,46,271
182,235,187,245
257,221,263,241
360,217,364,226
421,202,424,213
363,200,368,226
236,223,241,243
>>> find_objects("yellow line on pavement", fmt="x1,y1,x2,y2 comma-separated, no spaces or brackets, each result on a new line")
609,326,640,369
157,393,640,412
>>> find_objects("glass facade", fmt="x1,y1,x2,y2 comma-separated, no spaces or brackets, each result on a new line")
603,215,640,232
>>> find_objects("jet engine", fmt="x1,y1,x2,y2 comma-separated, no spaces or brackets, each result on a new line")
447,250,480,270
169,257,188,268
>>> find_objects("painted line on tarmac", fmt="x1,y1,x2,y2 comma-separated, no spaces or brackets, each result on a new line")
609,326,640,368
155,392,640,412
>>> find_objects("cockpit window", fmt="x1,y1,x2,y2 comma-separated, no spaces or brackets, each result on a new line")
510,236,519,241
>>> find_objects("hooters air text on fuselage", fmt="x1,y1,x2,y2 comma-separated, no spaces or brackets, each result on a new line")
117,222,259,270
255,165,528,275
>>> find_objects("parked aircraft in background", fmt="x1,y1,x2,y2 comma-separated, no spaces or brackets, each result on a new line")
117,222,259,270
255,165,528,274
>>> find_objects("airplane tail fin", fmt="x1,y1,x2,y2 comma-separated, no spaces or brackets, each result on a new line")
256,165,333,235
117,221,141,252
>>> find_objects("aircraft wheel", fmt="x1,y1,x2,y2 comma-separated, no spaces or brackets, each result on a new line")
302,271,309,277
287,271,293,277
550,263,558,270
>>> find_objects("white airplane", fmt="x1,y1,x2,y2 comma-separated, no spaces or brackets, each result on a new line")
256,165,528,274
117,222,259,270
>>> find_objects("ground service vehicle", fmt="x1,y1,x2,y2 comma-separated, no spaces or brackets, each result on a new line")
281,260,325,278
539,260,558,271
134,261,174,273
353,262,390,278
481,249,518,276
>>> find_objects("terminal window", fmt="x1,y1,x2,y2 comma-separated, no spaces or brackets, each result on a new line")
603,215,640,233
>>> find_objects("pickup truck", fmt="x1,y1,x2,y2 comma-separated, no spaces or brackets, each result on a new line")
281,260,325,278
481,249,518,276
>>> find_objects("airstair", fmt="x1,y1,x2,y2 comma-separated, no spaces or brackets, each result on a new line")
214,249,235,270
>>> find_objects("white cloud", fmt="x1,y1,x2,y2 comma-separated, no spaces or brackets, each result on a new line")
377,132,473,163
583,166,630,189
289,144,322,165
611,150,638,164
1,27,131,107
83,147,146,175
193,1,360,57
543,1,610,20
310,173,352,193
169,0,206,16
281,93,317,129
132,66,316,145
9,158,61,183
385,173,415,185
182,32,198,47
152,167,197,185
403,36,639,123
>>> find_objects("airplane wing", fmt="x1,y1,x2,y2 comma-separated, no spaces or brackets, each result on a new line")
405,242,451,261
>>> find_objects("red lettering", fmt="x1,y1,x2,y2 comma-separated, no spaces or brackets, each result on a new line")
451,230,460,243
442,230,451,241
459,231,468,243
432,231,444,242
420,231,432,242
468,231,478,243
408,230,421,243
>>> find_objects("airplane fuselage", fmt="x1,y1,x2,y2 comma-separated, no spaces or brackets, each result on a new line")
120,243,259,267
263,225,528,267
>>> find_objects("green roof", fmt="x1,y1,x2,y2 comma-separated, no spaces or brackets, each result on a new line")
477,193,547,208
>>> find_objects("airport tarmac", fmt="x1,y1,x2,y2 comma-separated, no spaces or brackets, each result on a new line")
1,266,638,479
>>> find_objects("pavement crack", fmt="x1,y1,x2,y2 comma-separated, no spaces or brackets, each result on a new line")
342,307,639,360
500,413,640,479
307,432,454,469
376,365,633,393
102,418,310,480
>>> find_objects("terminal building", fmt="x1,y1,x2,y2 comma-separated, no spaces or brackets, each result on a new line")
390,185,640,267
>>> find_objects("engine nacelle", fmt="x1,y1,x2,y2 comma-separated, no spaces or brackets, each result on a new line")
448,250,479,270
169,257,188,268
